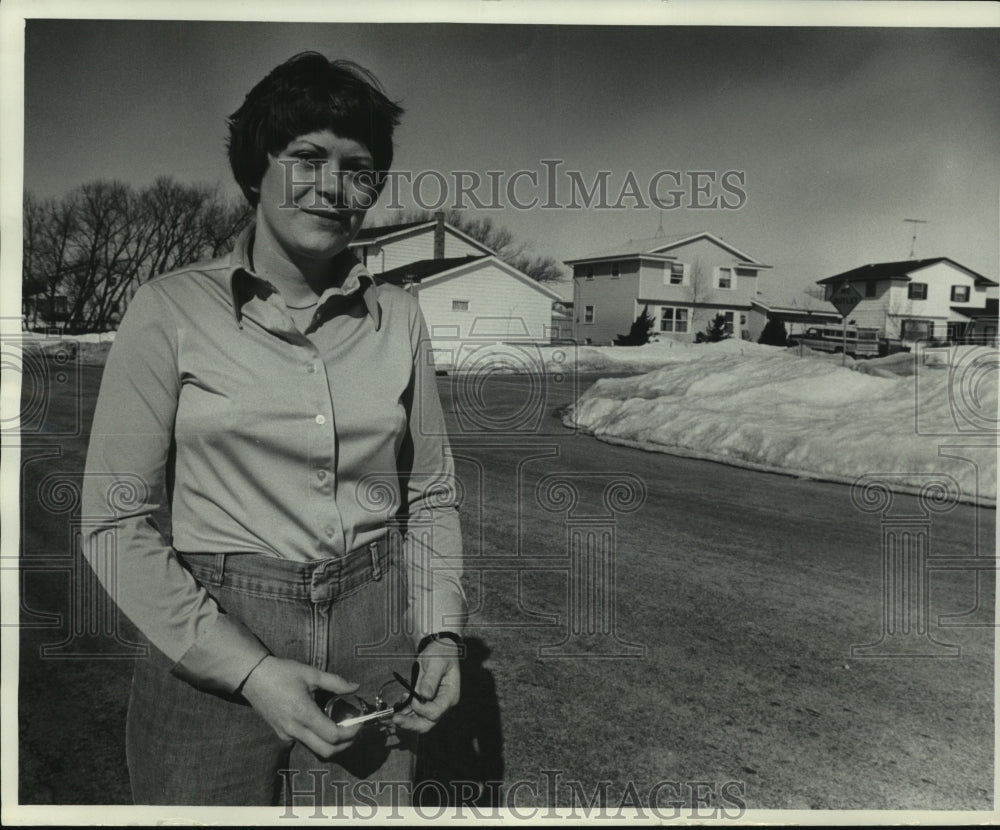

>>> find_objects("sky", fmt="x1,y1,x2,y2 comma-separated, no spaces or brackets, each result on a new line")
9,4,1000,303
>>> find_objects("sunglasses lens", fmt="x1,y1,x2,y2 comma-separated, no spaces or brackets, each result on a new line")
324,696,363,725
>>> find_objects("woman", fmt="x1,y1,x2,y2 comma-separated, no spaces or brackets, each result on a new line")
81,52,465,807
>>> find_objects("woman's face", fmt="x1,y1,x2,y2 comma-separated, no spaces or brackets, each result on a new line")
255,129,376,264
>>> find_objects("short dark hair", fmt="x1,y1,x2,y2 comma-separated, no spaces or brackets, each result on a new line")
226,52,404,206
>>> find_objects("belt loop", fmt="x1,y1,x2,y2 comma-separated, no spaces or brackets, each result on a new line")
212,553,226,587
369,541,382,581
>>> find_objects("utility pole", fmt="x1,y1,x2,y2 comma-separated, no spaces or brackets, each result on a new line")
904,218,928,259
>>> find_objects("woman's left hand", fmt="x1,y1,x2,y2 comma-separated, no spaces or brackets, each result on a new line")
392,640,461,733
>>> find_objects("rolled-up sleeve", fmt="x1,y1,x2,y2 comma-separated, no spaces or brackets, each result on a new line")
399,309,467,643
81,282,269,693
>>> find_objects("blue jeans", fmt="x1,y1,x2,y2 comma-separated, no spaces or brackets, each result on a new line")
125,542,417,806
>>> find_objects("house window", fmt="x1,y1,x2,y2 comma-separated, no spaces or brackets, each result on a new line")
584,305,595,324
723,311,735,334
734,267,756,278
585,266,594,281
951,285,970,302
717,267,733,289
908,282,928,301
611,262,620,278
865,281,876,298
659,306,689,333
668,262,685,285
452,300,469,311
900,319,931,340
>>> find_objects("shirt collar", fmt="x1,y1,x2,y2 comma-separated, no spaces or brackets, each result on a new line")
228,223,381,331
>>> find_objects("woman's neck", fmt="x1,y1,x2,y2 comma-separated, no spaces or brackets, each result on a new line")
251,221,348,307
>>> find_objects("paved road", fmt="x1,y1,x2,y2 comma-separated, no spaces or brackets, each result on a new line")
16,364,996,810
428,370,995,810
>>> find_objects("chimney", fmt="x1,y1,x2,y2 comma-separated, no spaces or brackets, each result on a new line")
433,210,445,260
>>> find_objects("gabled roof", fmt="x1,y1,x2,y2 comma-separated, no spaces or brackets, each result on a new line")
818,258,997,287
565,231,769,268
380,256,565,302
350,219,497,256
379,255,486,284
352,220,431,243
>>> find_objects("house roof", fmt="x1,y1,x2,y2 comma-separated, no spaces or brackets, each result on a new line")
352,220,432,243
951,298,999,320
818,258,998,287
351,218,498,257
380,255,566,303
751,291,838,316
565,231,769,268
379,255,486,284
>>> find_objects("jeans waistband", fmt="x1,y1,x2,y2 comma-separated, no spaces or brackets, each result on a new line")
176,537,391,604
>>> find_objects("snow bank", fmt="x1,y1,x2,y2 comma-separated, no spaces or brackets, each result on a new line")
434,337,783,375
563,346,997,505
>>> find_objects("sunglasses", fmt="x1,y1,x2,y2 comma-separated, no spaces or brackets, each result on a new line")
322,662,428,728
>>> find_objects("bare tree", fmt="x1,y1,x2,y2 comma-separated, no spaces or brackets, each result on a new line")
22,178,252,332
683,258,715,335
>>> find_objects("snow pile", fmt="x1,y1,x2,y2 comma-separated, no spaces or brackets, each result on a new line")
437,337,781,374
563,346,997,504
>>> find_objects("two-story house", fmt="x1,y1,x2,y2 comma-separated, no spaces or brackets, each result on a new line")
816,258,999,345
565,232,772,345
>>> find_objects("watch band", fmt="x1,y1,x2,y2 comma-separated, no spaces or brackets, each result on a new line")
417,631,465,657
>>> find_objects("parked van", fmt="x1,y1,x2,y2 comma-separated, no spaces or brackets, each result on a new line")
788,325,880,358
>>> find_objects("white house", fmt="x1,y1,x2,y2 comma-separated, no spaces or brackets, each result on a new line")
564,231,772,345
816,258,999,344
378,255,565,368
350,213,493,274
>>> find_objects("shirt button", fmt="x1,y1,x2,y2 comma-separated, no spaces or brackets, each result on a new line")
325,526,336,538
315,414,326,425
316,470,327,481
306,364,316,374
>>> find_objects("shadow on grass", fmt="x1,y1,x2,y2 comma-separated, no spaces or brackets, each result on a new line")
414,637,504,807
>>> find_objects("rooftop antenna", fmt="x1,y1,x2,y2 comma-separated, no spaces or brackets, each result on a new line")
904,218,928,259
654,209,665,238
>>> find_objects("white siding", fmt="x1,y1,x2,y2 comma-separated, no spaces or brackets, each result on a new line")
442,229,487,258
375,232,435,273
419,262,553,346
841,263,987,339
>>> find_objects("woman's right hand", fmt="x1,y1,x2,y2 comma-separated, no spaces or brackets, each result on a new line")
240,655,362,757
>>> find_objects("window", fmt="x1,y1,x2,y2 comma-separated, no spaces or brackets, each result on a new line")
452,300,469,311
717,267,733,289
865,281,876,298
900,319,931,340
908,282,928,301
584,305,595,324
734,267,756,278
723,311,735,334
668,262,685,285
659,306,689,333
951,285,970,302
584,266,594,281
739,312,747,328
611,262,620,278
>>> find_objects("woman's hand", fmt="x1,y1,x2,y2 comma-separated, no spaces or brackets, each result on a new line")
392,640,461,733
241,655,362,757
